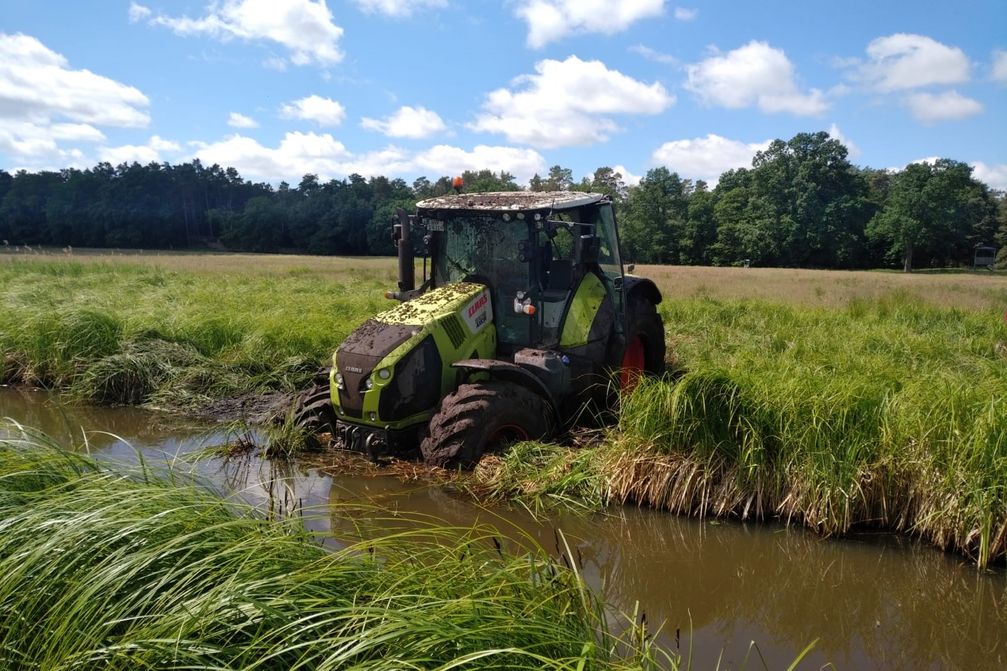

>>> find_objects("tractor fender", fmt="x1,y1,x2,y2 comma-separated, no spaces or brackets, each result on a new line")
623,275,663,305
451,359,559,416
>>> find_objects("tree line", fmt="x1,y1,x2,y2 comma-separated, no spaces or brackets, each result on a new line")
1,131,1004,270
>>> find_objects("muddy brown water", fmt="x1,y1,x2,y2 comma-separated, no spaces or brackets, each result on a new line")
2,387,1005,670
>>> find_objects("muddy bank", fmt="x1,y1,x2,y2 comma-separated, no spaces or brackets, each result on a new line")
190,389,297,424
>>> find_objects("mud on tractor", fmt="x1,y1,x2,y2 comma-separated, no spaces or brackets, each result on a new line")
296,191,665,468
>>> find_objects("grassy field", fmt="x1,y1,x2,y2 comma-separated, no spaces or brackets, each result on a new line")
2,249,1006,565
0,251,394,407
0,423,672,669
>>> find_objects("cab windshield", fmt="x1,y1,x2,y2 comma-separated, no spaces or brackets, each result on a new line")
431,215,532,349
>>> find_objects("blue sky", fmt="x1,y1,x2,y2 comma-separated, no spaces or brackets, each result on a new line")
2,0,1005,189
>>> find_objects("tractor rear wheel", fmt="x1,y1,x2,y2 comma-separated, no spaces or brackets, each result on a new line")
420,380,553,468
619,296,665,392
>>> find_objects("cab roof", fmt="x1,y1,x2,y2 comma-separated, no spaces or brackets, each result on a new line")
416,191,607,213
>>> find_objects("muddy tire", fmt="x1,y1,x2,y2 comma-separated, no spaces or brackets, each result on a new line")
619,296,666,391
421,380,553,468
293,382,337,435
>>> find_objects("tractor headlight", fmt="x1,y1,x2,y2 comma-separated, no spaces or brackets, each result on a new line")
364,377,374,390
335,372,345,390
376,368,391,381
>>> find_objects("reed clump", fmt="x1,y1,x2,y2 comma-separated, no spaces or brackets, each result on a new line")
472,441,607,512
592,297,1005,567
474,297,1006,566
0,423,673,670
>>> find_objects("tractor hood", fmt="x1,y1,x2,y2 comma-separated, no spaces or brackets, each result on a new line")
374,282,490,328
331,283,495,426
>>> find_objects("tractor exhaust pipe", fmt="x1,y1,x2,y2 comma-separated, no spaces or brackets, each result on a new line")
394,208,415,293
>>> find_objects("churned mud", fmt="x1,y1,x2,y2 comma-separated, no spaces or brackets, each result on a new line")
195,390,296,425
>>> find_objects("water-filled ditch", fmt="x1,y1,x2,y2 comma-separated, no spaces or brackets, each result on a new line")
2,386,1003,670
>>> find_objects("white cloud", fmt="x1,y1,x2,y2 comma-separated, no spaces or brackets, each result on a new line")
99,135,181,165
227,112,259,128
352,0,447,17
857,34,970,92
280,95,346,126
148,0,343,67
413,145,546,183
0,33,150,127
128,2,152,22
612,164,641,187
630,44,677,65
515,0,665,49
0,120,104,170
673,6,697,21
48,123,106,143
992,49,1007,84
192,132,545,184
906,156,941,168
905,90,983,123
361,106,447,138
651,133,771,184
470,55,674,148
150,136,180,152
827,123,860,157
340,146,417,177
194,131,355,180
685,41,827,116
970,161,1007,191
0,32,150,169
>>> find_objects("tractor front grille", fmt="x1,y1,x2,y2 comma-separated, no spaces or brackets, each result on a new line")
378,335,442,421
441,314,467,350
336,320,416,418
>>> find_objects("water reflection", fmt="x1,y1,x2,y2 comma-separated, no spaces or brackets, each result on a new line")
317,473,1006,670
2,387,1005,671
0,385,208,456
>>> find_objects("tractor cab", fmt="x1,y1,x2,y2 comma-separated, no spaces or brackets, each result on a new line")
415,192,625,356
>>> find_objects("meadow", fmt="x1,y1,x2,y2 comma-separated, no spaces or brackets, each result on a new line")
2,249,1006,566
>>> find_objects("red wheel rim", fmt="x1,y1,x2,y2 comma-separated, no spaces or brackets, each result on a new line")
620,336,645,393
488,423,530,448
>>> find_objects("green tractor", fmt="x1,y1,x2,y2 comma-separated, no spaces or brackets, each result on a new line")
298,191,665,467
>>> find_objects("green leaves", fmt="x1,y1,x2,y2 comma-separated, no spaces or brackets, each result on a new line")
866,159,998,271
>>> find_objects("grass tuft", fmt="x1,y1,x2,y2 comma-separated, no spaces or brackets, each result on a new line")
0,421,676,670
471,441,606,512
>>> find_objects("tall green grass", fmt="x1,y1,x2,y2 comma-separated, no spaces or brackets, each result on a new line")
0,258,385,408
3,256,1005,566
0,422,673,670
478,296,1007,566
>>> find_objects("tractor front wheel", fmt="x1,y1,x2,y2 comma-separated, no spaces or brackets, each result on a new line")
293,380,337,434
420,380,553,468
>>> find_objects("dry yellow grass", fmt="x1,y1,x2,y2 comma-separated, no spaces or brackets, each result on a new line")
637,264,1007,310
0,248,399,282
